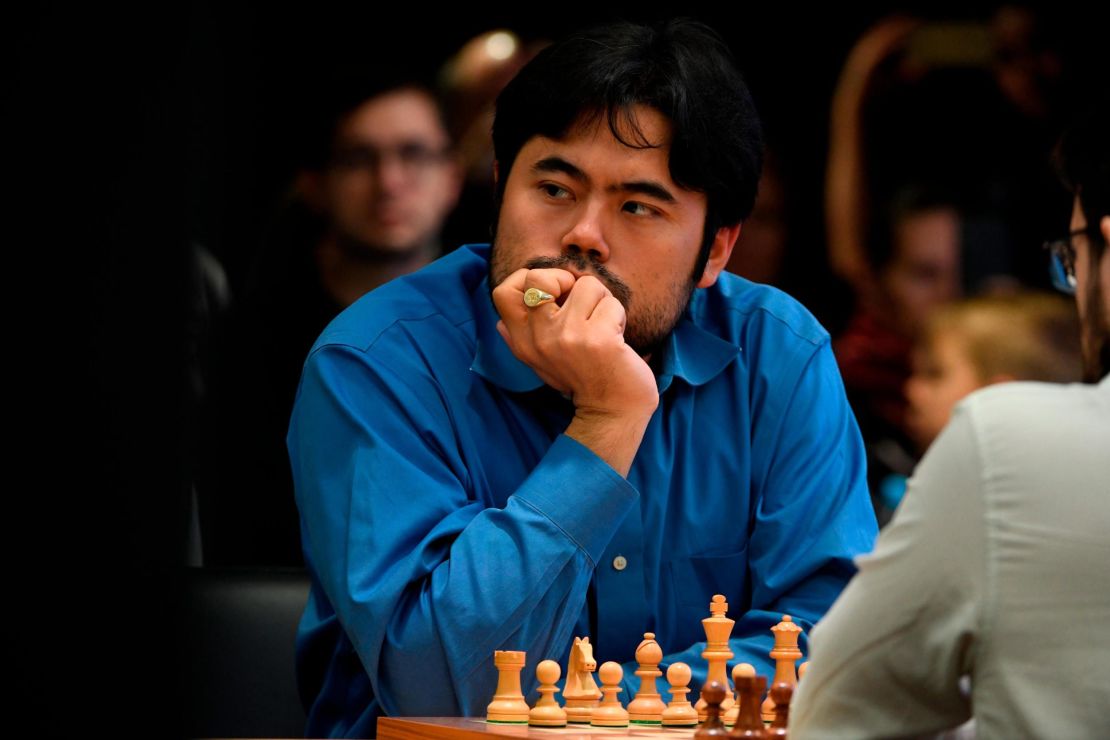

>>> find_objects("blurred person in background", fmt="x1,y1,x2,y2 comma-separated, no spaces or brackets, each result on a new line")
834,186,965,522
197,74,461,566
793,99,1110,740
863,291,1082,523
826,9,1076,525
904,291,1081,453
725,148,789,285
826,9,1069,299
438,29,542,250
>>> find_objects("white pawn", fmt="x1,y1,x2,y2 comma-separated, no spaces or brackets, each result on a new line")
661,662,699,727
723,662,756,726
628,632,666,725
591,662,630,727
529,659,567,727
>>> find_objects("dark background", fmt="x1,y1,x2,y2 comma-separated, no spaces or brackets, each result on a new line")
9,2,1102,735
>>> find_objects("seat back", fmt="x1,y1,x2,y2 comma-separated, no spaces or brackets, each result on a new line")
181,567,310,738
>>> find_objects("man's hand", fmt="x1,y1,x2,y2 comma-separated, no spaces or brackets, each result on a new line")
492,267,659,476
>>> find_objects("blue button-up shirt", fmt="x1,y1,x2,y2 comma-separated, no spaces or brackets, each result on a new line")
288,244,876,737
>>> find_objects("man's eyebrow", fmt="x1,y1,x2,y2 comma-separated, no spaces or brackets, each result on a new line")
532,156,588,183
610,180,677,204
532,156,678,204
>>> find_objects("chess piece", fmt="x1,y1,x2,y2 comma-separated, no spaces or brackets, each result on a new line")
529,659,567,727
661,662,699,727
486,650,530,723
767,682,792,738
730,674,767,739
696,594,736,720
628,632,666,724
723,663,756,726
591,661,629,727
761,616,802,722
797,661,809,681
694,681,730,739
563,636,601,723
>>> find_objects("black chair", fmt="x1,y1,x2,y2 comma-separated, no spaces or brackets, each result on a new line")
180,567,311,738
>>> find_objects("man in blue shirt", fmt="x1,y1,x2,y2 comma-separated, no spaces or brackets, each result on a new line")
288,19,877,737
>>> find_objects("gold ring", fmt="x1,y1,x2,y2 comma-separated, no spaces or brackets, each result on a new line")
523,288,555,308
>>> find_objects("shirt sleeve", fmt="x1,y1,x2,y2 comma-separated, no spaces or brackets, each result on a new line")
733,338,879,669
790,402,985,739
288,341,639,718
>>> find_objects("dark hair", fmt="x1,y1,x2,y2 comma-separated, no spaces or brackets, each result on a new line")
1055,103,1109,259
926,292,1081,384
1054,100,1109,381
298,72,449,171
491,18,763,278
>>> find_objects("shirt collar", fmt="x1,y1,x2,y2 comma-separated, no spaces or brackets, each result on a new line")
655,310,741,393
470,276,740,394
470,277,545,392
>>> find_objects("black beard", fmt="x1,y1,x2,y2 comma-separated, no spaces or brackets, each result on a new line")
487,246,696,358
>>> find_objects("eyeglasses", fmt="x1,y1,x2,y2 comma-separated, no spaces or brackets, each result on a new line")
330,143,451,179
1042,226,1090,295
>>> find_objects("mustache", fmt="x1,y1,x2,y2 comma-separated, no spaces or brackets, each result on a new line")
524,254,633,308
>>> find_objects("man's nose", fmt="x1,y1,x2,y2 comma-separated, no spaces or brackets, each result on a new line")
374,155,410,194
560,204,610,263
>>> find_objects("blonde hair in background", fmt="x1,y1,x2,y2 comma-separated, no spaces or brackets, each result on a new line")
925,292,1083,384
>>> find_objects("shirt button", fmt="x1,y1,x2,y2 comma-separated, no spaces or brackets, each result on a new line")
612,555,628,571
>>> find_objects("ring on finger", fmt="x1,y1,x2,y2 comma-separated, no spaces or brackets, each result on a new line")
523,287,555,308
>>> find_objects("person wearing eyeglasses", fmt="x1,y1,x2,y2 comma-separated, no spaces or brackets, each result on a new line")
197,74,463,566
792,105,1110,738
300,82,464,307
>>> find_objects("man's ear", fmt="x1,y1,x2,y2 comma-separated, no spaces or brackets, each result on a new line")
1100,215,1110,245
695,223,742,289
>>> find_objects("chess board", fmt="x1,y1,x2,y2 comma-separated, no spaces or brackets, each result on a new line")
378,717,705,740
379,602,800,740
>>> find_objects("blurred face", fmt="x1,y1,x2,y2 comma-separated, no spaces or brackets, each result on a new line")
881,208,962,337
725,158,785,283
489,106,733,355
323,89,460,255
905,329,983,451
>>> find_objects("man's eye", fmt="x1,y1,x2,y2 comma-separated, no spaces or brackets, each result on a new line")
622,202,656,217
334,149,374,168
540,183,572,199
398,144,438,166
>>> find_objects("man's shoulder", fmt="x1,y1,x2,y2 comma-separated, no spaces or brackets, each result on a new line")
692,271,829,349
949,378,1109,471
960,377,1108,430
311,244,490,356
